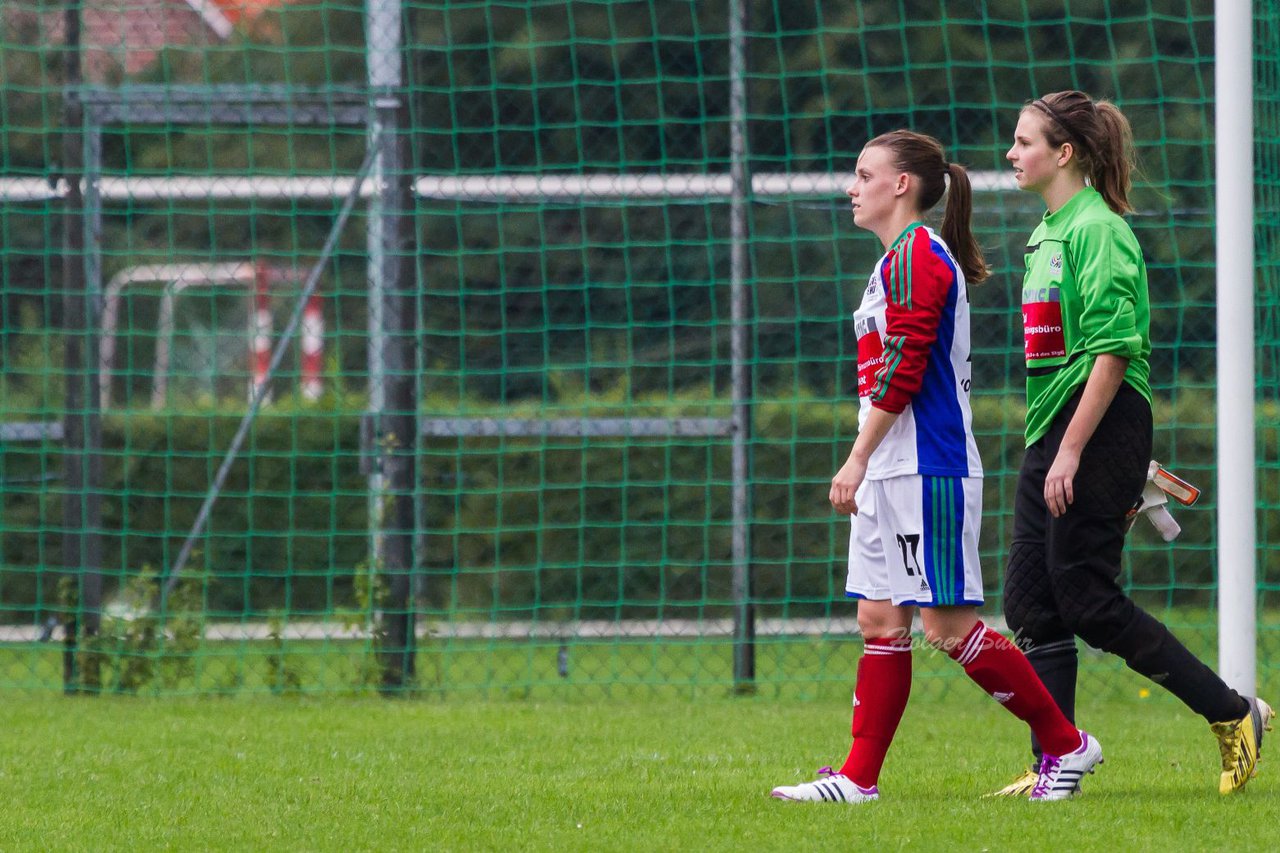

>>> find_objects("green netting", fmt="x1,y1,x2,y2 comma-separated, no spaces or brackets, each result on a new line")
0,0,1275,698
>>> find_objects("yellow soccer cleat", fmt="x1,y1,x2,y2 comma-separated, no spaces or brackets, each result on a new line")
985,766,1039,798
1212,697,1275,794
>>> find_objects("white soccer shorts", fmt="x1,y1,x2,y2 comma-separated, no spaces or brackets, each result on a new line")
845,474,985,607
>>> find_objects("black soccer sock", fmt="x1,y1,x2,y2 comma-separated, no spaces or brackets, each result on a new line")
1104,607,1249,724
1023,637,1078,761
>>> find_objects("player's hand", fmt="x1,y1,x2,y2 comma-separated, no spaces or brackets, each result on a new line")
830,455,868,516
1044,448,1080,517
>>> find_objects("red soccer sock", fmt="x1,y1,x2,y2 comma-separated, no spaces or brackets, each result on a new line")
949,621,1081,757
838,636,912,788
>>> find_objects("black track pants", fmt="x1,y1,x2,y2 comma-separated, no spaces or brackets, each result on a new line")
1003,382,1245,741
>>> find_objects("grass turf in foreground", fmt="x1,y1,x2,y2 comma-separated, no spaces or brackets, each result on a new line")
0,677,1277,851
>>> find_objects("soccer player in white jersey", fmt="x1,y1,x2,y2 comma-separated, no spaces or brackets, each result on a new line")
769,130,1101,804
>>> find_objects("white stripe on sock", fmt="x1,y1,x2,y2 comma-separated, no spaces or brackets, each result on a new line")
956,622,986,666
863,642,911,656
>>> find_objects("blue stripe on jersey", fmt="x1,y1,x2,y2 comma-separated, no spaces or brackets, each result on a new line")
921,475,965,606
913,237,969,474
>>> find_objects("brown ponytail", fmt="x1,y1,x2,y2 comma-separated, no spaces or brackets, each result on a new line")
1029,90,1136,215
864,130,989,284
942,161,988,284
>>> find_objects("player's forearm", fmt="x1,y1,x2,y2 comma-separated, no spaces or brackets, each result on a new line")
850,406,900,463
1059,353,1129,454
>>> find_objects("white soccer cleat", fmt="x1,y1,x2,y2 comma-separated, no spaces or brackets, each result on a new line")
770,766,879,803
1030,730,1103,801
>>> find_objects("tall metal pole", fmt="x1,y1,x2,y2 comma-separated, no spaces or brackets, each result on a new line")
367,0,417,691
1215,0,1256,694
728,0,754,690
60,0,103,694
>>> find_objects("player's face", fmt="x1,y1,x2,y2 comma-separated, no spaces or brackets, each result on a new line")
845,145,902,231
1006,111,1061,194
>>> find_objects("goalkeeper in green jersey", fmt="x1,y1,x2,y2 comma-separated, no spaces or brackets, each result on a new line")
994,89,1272,797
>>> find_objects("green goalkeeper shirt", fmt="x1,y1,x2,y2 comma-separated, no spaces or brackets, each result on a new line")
1020,187,1151,446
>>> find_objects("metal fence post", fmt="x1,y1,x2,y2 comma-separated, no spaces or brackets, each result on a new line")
728,0,755,691
368,0,417,691
60,0,103,694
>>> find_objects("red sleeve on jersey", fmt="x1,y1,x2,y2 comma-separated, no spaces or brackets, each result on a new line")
870,228,954,414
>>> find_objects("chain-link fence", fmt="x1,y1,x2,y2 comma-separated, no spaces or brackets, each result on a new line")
0,0,1275,698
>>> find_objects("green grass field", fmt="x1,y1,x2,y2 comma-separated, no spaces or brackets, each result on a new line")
2,663,1278,851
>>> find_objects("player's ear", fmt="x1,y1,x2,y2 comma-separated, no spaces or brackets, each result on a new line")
895,172,911,197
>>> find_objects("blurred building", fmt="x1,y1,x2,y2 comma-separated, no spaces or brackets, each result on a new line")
5,1,288,80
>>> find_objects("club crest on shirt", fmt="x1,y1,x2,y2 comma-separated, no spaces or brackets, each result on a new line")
1048,251,1064,279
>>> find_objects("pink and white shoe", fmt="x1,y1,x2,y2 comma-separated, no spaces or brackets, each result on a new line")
770,766,879,803
1030,730,1103,800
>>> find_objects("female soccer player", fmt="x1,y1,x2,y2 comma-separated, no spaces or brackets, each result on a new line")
994,90,1272,797
769,130,1100,804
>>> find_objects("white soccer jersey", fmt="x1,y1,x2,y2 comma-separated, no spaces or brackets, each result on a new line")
853,223,982,480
